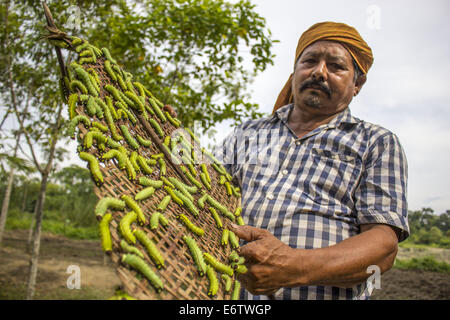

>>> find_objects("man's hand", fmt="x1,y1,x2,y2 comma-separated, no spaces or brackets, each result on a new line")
229,223,304,296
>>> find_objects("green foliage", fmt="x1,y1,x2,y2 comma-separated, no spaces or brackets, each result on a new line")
394,256,450,274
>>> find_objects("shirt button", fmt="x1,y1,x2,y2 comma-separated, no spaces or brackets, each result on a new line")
266,193,274,200
282,169,289,175
296,140,301,146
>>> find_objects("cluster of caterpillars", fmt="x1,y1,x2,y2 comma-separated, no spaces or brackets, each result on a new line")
60,36,245,299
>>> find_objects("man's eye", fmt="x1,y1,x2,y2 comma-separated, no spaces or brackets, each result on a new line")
331,63,343,69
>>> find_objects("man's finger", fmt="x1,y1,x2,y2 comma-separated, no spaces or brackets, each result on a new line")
163,104,177,118
229,223,268,243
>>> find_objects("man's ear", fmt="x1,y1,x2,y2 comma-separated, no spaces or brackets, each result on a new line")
354,74,367,96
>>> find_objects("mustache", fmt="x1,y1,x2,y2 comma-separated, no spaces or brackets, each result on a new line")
299,79,331,98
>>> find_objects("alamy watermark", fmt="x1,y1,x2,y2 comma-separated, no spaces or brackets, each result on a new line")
66,265,81,290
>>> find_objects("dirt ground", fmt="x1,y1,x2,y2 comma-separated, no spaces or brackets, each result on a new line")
0,230,449,300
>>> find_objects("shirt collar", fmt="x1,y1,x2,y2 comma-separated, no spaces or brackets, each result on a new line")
270,103,359,128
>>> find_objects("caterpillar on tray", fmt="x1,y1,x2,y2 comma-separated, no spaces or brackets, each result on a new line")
139,177,163,188
197,192,208,209
119,210,138,244
124,90,145,113
95,197,126,219
204,252,235,278
133,228,165,269
228,230,240,250
165,111,181,128
221,274,232,293
224,181,233,196
67,114,90,139
73,66,98,97
104,59,117,82
178,214,204,237
99,213,113,253
148,98,166,123
158,158,166,176
121,195,145,225
208,207,223,229
156,195,171,212
205,265,219,297
101,149,127,169
121,254,164,293
172,189,199,218
168,177,196,200
137,155,154,175
101,47,118,65
92,121,108,133
231,280,241,300
182,235,206,277
134,186,155,201
200,164,211,183
149,211,168,230
120,240,145,259
228,251,240,263
205,195,235,221
136,134,152,147
79,151,103,186
221,228,229,247
130,151,141,173
179,165,203,189
69,80,88,94
164,186,183,206
120,125,140,150
149,118,164,138
200,172,211,191
67,93,79,120
83,130,107,151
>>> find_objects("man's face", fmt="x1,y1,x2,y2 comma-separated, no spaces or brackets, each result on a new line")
292,40,364,116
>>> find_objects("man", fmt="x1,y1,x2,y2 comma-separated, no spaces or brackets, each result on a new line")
214,21,409,300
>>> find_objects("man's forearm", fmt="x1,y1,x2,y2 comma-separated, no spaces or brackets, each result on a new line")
295,224,398,288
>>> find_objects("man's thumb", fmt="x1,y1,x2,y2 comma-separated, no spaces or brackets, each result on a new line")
229,223,268,243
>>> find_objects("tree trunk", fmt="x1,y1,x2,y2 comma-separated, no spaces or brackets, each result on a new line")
21,184,28,212
0,133,21,245
25,172,49,300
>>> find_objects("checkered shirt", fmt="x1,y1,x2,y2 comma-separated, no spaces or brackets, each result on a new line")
213,103,409,300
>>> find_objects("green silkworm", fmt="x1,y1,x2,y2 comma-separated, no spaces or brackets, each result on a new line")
84,96,101,118
228,230,240,249
135,186,155,201
200,172,211,191
228,251,240,263
197,193,208,209
101,47,117,64
149,118,164,138
78,56,96,65
105,95,119,120
158,158,166,176
206,195,235,221
117,145,130,157
201,148,221,165
116,73,127,91
121,195,145,225
104,59,117,81
67,93,79,120
234,264,248,274
115,101,137,124
221,274,232,292
137,155,154,175
211,162,227,176
119,210,137,244
219,175,227,185
149,211,168,230
130,151,141,173
67,114,90,138
201,164,211,183
231,280,241,300
136,134,152,147
75,41,90,53
178,214,204,237
203,252,234,277
120,125,140,150
105,85,127,107
164,186,183,206
71,37,83,46
157,195,171,212
121,254,164,293
161,176,175,188
69,80,88,94
83,130,107,150
92,121,108,132
164,111,181,128
182,235,206,277
99,213,113,253
107,139,121,149
234,207,242,217
133,228,165,269
125,157,137,181
236,216,245,226
74,67,98,97
179,165,202,189
164,135,171,147
168,177,196,200
232,185,241,197
224,181,233,196
208,207,223,229
132,81,146,98
173,189,199,218
205,265,218,297
221,228,229,247
152,153,164,160
120,240,144,259
185,128,200,144
139,177,163,188
146,157,157,166
95,197,126,219
101,149,127,169
187,162,197,178
148,98,166,123
102,98,123,141
79,151,103,186
124,90,145,112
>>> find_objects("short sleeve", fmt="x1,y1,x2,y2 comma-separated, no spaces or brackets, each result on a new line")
354,132,410,242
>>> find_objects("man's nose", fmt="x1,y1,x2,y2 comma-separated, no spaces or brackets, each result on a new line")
311,60,327,82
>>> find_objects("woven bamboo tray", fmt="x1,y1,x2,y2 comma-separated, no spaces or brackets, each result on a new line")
46,27,243,300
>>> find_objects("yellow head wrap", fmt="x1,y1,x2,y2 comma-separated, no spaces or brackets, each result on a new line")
273,21,374,113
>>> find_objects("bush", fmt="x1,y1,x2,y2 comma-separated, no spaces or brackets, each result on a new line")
394,256,450,273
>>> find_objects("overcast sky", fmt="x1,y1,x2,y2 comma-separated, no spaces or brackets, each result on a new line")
58,0,449,214
211,0,450,214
